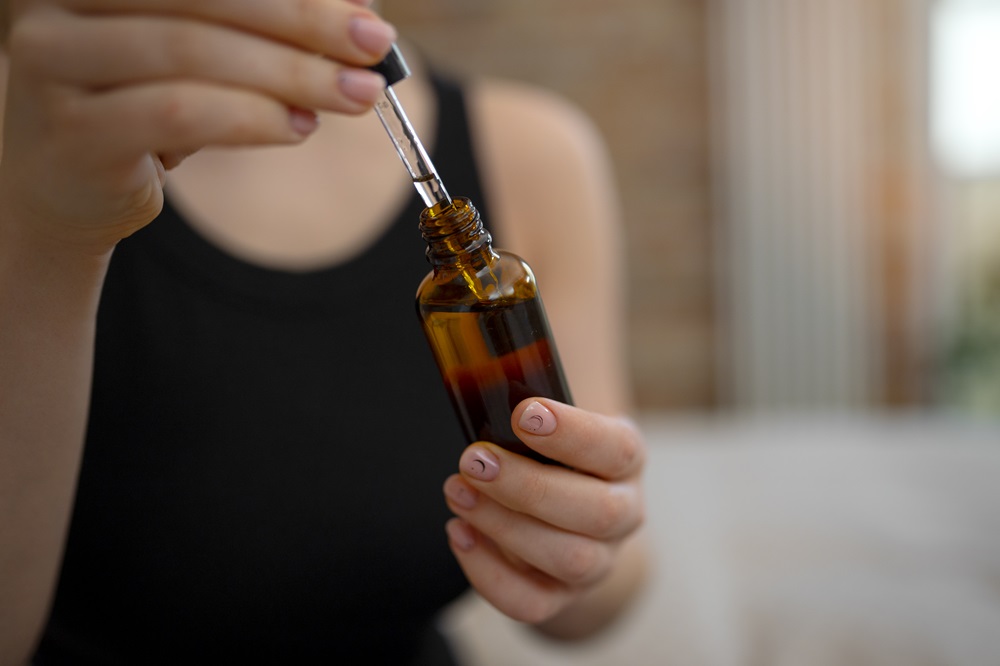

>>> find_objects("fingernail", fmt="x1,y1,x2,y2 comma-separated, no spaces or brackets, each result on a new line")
460,446,500,482
446,518,476,551
289,107,319,136
443,476,478,510
348,16,397,57
338,69,385,106
518,401,557,436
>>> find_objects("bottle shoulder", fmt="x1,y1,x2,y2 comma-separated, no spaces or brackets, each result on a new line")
416,248,539,308
491,248,534,282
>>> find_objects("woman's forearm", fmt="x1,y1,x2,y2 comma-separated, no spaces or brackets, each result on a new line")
0,208,111,664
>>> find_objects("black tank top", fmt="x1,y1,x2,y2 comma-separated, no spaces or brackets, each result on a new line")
35,75,487,666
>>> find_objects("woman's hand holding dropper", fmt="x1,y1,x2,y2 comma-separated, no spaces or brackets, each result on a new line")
0,0,396,253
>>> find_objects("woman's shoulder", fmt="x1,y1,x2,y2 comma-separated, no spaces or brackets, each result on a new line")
468,77,612,195
463,76,621,270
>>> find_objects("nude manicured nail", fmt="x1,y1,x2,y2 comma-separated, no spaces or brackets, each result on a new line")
348,16,397,56
460,446,500,482
446,518,476,551
288,108,319,136
443,476,478,510
518,401,557,436
338,69,385,105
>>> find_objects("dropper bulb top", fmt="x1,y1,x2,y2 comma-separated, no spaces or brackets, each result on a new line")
369,44,411,87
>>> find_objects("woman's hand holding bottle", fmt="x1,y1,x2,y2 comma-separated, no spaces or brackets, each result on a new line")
443,398,647,634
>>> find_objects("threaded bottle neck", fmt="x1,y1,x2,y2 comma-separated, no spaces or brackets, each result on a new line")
419,197,495,268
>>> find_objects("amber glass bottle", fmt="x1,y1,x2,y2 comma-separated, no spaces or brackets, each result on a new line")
416,197,572,462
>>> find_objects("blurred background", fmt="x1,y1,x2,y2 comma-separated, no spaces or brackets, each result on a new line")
381,1,1000,664
382,0,1000,416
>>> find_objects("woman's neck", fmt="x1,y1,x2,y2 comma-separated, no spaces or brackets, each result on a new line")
164,65,437,271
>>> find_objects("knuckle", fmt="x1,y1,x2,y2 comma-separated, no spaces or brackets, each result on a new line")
161,24,206,75
152,91,199,137
7,14,64,72
609,418,647,478
49,94,90,135
293,0,323,24
591,487,631,538
485,508,519,544
284,54,326,102
557,541,608,586
293,0,335,44
519,469,552,511
151,89,280,145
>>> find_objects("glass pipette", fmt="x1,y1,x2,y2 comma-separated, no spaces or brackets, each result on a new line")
373,87,451,209
369,45,451,209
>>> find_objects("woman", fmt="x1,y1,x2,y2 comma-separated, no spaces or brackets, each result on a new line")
0,1,648,663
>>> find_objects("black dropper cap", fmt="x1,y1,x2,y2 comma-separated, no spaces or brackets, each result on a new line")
368,44,411,87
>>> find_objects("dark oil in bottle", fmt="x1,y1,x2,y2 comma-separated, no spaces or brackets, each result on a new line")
416,197,572,462
420,299,572,460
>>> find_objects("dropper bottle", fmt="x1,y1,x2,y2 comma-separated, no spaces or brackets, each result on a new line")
371,47,572,462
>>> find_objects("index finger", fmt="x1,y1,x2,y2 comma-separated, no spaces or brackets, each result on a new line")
57,0,394,66
511,398,645,480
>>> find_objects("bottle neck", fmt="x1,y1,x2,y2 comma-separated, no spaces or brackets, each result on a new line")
419,197,497,269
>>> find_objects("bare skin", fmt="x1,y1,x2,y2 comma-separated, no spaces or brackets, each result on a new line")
0,1,647,662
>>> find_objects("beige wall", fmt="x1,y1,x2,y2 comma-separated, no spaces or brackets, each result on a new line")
383,0,715,411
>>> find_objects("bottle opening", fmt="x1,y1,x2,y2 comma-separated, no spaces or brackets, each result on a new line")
422,196,468,221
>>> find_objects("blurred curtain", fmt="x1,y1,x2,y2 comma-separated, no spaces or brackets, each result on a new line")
709,0,936,410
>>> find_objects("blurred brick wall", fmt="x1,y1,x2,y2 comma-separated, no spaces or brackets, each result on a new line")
382,0,715,411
